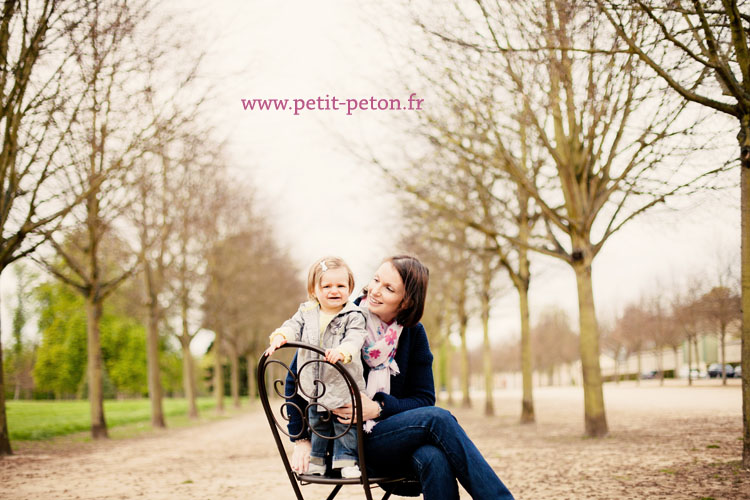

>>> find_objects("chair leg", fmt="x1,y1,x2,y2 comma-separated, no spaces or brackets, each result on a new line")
325,484,343,500
380,491,392,500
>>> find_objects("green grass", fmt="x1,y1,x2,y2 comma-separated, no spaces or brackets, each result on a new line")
6,397,247,441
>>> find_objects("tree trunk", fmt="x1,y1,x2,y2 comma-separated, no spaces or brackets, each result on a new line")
481,282,494,416
214,329,225,413
519,284,535,423
459,330,470,408
693,337,701,374
614,353,619,385
516,181,535,423
430,307,447,402
146,305,165,428
458,297,471,409
247,354,256,401
179,334,199,418
178,286,199,418
85,295,108,438
0,290,11,455
739,116,750,469
636,352,642,387
720,328,727,386
440,335,453,406
687,336,693,386
658,349,664,386
673,347,680,382
228,344,240,408
573,262,608,437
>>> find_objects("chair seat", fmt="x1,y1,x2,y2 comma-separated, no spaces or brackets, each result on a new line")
297,473,411,486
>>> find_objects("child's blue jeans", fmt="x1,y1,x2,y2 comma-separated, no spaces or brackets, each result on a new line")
308,407,358,469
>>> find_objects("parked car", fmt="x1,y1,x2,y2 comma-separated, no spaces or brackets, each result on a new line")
640,370,659,379
678,367,706,379
734,365,742,379
707,363,735,378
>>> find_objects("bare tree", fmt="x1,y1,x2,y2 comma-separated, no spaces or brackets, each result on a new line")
130,139,210,426
531,307,579,386
30,0,166,440
0,0,96,454
204,242,229,413
657,305,686,381
405,0,710,437
494,340,521,371
130,134,217,427
385,82,541,421
453,229,473,409
477,237,504,415
131,151,171,428
7,263,37,400
168,136,222,418
204,220,303,409
359,3,544,423
644,292,677,385
121,4,207,428
595,0,750,467
700,286,741,384
401,198,510,412
201,178,267,413
400,221,459,405
616,303,651,384
672,277,707,385
600,318,625,383
35,0,204,436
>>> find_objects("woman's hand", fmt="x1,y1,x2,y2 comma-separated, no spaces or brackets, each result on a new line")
290,439,311,473
332,392,381,423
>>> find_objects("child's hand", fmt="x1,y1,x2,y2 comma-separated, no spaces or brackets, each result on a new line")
325,348,344,364
265,334,286,357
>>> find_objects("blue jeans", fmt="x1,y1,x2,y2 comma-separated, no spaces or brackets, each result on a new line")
309,408,358,469
363,406,514,500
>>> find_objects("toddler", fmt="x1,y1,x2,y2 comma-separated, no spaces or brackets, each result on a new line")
266,256,366,478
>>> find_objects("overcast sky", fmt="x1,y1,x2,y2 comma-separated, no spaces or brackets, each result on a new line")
189,1,740,349
1,1,741,352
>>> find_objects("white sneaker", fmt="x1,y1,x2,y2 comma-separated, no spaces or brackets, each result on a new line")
340,465,361,478
306,463,326,476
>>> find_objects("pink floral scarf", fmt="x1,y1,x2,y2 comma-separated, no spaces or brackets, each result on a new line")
361,298,403,432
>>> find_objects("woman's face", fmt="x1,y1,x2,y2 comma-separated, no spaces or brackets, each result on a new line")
366,261,406,324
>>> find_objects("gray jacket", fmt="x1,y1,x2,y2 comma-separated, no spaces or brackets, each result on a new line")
276,300,367,410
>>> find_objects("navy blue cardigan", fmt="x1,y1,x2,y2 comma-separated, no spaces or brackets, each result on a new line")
284,319,436,440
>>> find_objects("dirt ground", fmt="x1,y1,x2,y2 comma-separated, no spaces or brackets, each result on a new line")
0,379,746,500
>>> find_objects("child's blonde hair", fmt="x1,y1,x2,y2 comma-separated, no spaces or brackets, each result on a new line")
307,256,355,300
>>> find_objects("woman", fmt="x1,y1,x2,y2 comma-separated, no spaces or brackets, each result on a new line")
284,255,515,499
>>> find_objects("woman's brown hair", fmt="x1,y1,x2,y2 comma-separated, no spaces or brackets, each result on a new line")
386,254,429,327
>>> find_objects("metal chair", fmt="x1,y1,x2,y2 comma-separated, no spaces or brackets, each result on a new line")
257,341,416,500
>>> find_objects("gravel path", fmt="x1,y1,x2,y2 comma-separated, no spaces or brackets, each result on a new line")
0,380,746,500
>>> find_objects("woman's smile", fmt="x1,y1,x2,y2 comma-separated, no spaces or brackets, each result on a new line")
366,262,405,323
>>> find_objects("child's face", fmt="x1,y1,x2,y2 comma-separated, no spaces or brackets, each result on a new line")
315,266,351,313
